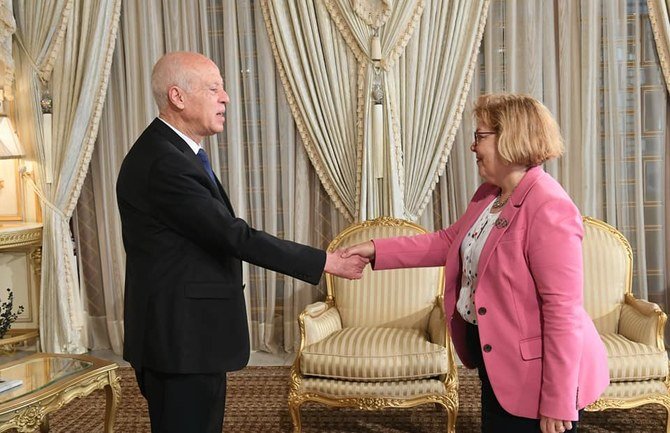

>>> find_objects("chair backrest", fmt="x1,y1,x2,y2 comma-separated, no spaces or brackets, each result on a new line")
582,216,633,334
326,217,443,330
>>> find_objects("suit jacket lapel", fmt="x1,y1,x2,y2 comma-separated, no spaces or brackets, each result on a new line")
444,184,498,308
476,166,545,281
213,177,236,217
150,118,236,215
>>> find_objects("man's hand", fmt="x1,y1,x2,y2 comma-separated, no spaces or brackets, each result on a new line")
324,249,369,279
341,240,375,260
540,415,572,433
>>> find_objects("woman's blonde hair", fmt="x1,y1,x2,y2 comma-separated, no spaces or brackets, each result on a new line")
473,93,564,166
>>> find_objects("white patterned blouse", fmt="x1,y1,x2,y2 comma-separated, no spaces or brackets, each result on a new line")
456,200,499,325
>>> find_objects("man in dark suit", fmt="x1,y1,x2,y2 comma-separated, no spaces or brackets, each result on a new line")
116,51,367,433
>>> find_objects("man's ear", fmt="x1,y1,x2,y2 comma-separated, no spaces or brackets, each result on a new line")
167,86,185,110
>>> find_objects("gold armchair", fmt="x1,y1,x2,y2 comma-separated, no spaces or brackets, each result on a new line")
581,217,670,429
288,217,458,432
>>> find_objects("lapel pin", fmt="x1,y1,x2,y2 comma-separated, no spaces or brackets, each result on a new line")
494,217,508,229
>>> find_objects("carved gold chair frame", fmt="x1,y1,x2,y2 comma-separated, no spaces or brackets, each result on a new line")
582,216,670,431
288,217,458,433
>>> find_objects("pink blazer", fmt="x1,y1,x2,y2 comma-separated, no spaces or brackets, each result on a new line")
373,166,609,421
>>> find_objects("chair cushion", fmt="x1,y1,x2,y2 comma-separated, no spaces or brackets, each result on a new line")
598,379,670,400
601,333,669,382
300,327,449,381
298,376,448,398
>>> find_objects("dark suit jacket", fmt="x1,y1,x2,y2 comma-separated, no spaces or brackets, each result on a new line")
117,118,326,374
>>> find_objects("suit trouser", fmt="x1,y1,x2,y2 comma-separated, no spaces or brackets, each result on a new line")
135,367,227,433
466,322,579,433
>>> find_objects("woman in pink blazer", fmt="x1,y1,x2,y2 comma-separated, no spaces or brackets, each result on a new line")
344,94,609,433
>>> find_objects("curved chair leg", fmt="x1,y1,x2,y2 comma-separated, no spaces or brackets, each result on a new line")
435,399,458,433
288,400,302,433
445,408,457,433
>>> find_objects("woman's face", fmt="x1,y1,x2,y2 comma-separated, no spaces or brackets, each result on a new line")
471,123,506,185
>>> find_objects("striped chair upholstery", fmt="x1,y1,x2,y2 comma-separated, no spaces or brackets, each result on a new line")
581,217,670,429
288,218,458,433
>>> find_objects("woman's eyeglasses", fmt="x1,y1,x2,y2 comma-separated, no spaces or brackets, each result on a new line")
473,131,496,144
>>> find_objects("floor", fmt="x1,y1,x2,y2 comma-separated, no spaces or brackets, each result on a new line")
4,345,463,368
88,349,296,367
1,346,296,368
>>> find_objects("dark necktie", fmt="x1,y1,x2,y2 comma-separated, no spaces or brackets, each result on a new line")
196,148,217,186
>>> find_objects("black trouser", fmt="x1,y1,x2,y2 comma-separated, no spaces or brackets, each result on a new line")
135,367,227,433
466,323,579,433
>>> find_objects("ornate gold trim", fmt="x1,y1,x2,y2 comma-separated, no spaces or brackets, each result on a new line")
624,293,668,351
0,354,120,433
325,217,444,297
582,216,634,296
291,217,456,432
288,382,458,433
0,329,39,354
582,216,670,430
585,391,670,414
581,217,666,350
0,226,42,250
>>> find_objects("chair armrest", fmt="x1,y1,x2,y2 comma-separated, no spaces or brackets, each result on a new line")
620,294,667,350
300,302,342,347
427,302,447,347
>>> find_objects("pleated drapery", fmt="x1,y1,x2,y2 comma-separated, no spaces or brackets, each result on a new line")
648,0,670,93
75,0,212,354
443,0,666,306
262,0,489,221
13,0,121,353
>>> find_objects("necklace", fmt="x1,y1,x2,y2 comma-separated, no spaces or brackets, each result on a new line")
491,192,510,210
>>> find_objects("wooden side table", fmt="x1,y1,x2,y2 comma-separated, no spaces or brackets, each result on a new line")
0,353,120,432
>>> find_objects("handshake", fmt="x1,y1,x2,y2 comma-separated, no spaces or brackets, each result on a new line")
323,240,376,280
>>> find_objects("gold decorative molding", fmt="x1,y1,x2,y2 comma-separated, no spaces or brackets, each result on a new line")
0,353,120,433
0,225,42,251
585,392,670,412
291,217,457,433
29,247,42,280
582,216,670,430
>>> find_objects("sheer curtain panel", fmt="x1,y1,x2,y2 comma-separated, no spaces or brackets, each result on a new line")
74,0,213,354
442,0,667,309
13,0,121,353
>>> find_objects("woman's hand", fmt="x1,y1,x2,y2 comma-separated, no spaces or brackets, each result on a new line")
540,415,572,433
324,249,369,279
341,240,376,260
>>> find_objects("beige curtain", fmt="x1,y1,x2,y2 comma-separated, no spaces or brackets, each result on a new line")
74,0,211,353
262,0,488,221
0,0,15,100
649,0,670,93
647,0,670,310
207,0,347,353
442,0,667,306
13,0,121,353
75,0,345,354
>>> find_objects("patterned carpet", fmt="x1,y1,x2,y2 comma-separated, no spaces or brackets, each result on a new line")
46,366,667,432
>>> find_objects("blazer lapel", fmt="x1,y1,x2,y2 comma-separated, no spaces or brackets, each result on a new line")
444,184,498,308
213,177,236,217
476,166,545,280
150,119,236,215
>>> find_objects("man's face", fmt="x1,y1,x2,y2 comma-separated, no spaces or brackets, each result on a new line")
180,61,229,141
